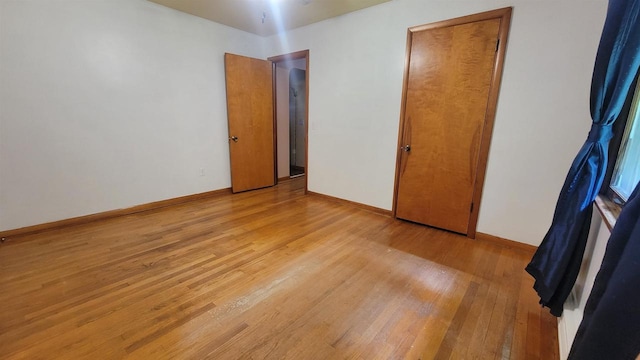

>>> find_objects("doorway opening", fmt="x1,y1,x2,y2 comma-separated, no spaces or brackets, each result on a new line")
269,50,309,191
288,68,306,178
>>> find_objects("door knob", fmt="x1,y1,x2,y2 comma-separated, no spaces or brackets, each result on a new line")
400,145,411,152
229,136,238,142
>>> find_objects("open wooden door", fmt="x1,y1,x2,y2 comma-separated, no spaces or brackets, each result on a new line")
225,53,275,193
393,8,511,236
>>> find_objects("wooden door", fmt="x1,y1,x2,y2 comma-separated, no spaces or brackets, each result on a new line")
394,9,511,236
225,53,275,193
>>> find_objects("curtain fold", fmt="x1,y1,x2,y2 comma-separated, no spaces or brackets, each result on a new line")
568,182,640,359
525,0,640,316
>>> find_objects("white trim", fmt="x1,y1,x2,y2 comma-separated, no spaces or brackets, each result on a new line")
557,307,583,360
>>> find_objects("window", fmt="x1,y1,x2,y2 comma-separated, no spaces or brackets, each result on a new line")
610,80,640,204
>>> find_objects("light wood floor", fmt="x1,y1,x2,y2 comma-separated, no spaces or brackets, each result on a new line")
0,178,558,359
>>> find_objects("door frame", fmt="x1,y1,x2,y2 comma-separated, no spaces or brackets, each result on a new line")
268,50,310,194
392,8,512,238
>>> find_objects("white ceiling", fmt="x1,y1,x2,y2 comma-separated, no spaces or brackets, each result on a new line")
148,0,391,37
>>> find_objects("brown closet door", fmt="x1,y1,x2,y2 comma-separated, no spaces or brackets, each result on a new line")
395,17,502,234
225,53,275,193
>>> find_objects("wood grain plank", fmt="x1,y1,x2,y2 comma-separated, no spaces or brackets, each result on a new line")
0,177,558,359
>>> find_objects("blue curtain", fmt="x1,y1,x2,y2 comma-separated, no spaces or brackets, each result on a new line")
525,0,640,316
568,182,640,359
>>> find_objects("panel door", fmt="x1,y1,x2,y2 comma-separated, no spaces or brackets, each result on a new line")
225,53,275,193
395,18,501,234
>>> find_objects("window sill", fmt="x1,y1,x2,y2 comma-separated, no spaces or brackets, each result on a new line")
595,195,621,231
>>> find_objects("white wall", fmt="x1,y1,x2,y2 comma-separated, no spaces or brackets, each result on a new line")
266,0,607,245
0,0,264,231
0,0,609,246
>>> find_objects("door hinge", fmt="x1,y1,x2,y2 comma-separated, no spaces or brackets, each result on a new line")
470,202,474,213
495,39,500,52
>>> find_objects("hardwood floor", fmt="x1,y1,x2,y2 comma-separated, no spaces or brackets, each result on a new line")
0,178,558,359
